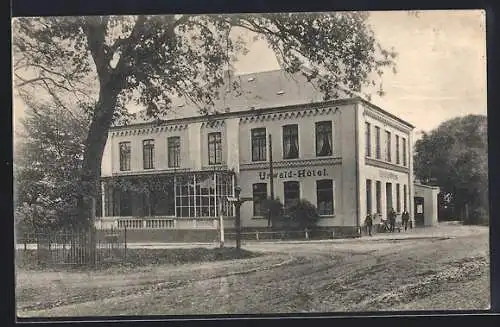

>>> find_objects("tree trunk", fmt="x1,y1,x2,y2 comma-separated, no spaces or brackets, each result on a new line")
76,81,121,265
77,82,121,226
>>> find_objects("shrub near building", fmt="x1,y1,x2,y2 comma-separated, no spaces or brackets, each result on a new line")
264,198,320,231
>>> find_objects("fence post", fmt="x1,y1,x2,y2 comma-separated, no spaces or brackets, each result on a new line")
124,225,127,262
256,231,259,241
305,229,309,240
36,233,39,266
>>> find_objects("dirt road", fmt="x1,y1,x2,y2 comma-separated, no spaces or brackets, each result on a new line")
17,224,490,317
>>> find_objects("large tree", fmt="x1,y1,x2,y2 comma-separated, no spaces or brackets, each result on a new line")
14,100,89,232
414,115,488,225
13,13,397,226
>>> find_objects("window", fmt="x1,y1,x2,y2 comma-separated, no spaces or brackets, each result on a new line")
403,184,408,211
251,128,267,162
385,131,391,162
366,179,372,214
175,173,233,218
104,184,113,216
150,179,175,216
317,179,334,216
375,126,381,159
168,137,181,168
119,142,131,171
396,183,401,212
283,124,299,159
252,183,267,216
396,135,400,164
284,181,300,212
119,189,132,216
316,121,333,157
143,139,155,169
402,137,407,166
216,174,234,217
208,132,222,165
375,181,381,214
365,122,371,157
195,174,215,218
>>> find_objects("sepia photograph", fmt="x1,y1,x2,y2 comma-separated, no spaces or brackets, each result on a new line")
12,9,489,318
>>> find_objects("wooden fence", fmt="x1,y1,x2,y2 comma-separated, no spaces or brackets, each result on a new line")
224,229,356,241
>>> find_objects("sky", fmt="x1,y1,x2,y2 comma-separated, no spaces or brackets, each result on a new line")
13,10,487,137
231,10,487,135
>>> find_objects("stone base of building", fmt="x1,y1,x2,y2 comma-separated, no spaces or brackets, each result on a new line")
96,229,220,243
95,226,361,243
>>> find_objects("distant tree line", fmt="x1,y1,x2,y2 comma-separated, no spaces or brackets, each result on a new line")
413,114,488,225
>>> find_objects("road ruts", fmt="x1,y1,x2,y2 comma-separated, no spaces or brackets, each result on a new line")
17,228,489,316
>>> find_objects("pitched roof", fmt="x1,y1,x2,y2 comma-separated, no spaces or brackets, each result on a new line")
128,68,350,124
123,68,415,130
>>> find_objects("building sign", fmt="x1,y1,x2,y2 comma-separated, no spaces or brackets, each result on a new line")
258,168,328,180
379,170,399,181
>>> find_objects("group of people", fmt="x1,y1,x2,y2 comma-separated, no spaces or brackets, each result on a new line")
364,209,410,236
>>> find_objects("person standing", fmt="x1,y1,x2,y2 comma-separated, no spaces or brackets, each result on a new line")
389,208,397,232
402,210,410,231
364,213,373,236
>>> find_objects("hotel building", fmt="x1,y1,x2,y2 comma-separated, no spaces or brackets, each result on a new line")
97,69,418,241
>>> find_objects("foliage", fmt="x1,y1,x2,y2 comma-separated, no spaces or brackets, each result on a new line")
467,206,489,226
14,102,89,231
286,199,321,230
13,13,397,225
261,198,285,227
15,203,57,234
414,115,488,224
267,198,320,230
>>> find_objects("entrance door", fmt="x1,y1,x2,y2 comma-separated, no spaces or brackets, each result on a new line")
414,196,425,226
386,183,393,216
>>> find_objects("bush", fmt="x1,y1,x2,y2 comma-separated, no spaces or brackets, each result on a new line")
286,199,320,230
465,206,489,226
261,198,285,228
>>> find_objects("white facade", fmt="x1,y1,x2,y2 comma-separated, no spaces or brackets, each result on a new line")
414,183,440,227
98,96,416,235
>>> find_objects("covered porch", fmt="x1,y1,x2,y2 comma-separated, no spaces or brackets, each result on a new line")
98,170,236,230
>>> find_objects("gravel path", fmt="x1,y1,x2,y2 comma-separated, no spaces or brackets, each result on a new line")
17,224,490,317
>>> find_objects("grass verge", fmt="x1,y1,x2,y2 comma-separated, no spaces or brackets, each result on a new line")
16,247,261,271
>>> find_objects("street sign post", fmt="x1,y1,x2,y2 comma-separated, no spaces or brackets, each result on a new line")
232,186,252,250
